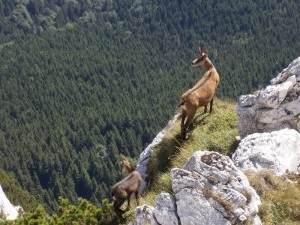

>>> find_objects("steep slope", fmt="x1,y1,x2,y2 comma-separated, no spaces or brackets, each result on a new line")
128,57,300,225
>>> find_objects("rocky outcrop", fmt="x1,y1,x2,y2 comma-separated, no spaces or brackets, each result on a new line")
0,185,23,221
136,113,180,191
232,128,300,175
237,57,300,137
130,151,261,225
130,57,300,225
130,193,179,225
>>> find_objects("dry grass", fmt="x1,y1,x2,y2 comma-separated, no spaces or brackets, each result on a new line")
246,170,300,225
203,188,236,214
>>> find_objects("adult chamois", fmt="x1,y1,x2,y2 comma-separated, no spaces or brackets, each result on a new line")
179,47,220,139
111,157,142,217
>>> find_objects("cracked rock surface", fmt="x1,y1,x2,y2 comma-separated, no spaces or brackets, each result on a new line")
129,151,261,225
237,57,300,137
232,128,300,175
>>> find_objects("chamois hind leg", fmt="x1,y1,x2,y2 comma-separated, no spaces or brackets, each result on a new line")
125,194,132,210
113,199,126,216
135,191,140,206
181,110,187,139
209,97,214,114
204,105,208,113
182,109,197,140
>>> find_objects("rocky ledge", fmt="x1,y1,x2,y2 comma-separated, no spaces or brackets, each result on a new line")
232,128,300,176
237,57,300,137
130,151,261,225
130,57,300,225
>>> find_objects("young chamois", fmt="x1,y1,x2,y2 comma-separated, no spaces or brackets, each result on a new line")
179,48,220,139
111,157,142,216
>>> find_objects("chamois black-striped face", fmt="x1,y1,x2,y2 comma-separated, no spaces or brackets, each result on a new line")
192,49,207,67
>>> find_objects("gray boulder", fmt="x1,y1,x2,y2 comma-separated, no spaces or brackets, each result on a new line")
136,113,180,192
0,185,23,221
130,151,261,225
237,57,300,137
232,128,300,175
130,193,179,225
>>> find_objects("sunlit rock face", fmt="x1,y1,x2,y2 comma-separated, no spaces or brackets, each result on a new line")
130,151,261,225
232,128,300,176
237,57,300,138
136,113,180,192
0,185,23,221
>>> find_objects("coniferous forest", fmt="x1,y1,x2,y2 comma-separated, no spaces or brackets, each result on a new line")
0,0,300,212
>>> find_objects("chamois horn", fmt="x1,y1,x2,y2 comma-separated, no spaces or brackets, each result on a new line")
197,45,205,56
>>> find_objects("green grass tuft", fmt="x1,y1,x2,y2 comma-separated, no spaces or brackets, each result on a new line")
144,98,238,206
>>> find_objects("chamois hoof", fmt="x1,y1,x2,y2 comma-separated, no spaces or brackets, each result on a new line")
115,209,126,218
180,133,186,140
117,214,126,221
181,133,188,141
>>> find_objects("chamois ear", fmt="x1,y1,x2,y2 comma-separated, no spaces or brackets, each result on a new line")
197,46,203,56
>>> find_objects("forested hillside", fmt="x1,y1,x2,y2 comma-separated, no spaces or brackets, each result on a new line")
0,0,300,212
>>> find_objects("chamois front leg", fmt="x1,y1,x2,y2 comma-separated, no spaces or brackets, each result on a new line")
113,199,126,216
125,194,132,210
204,105,208,113
181,126,187,140
204,98,214,113
181,111,187,139
209,97,214,114
135,191,140,206
182,109,197,140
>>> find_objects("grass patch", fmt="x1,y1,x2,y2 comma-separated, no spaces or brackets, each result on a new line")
171,98,238,168
143,98,238,205
203,188,236,214
246,170,300,225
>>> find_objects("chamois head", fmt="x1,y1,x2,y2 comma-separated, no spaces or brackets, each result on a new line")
120,155,135,174
192,47,208,67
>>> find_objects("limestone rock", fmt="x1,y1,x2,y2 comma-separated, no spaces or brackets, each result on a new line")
257,76,296,108
271,57,300,85
237,57,300,137
130,193,178,225
129,205,158,225
0,185,23,221
130,151,261,225
232,128,300,175
175,151,261,225
136,113,180,191
153,193,178,225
